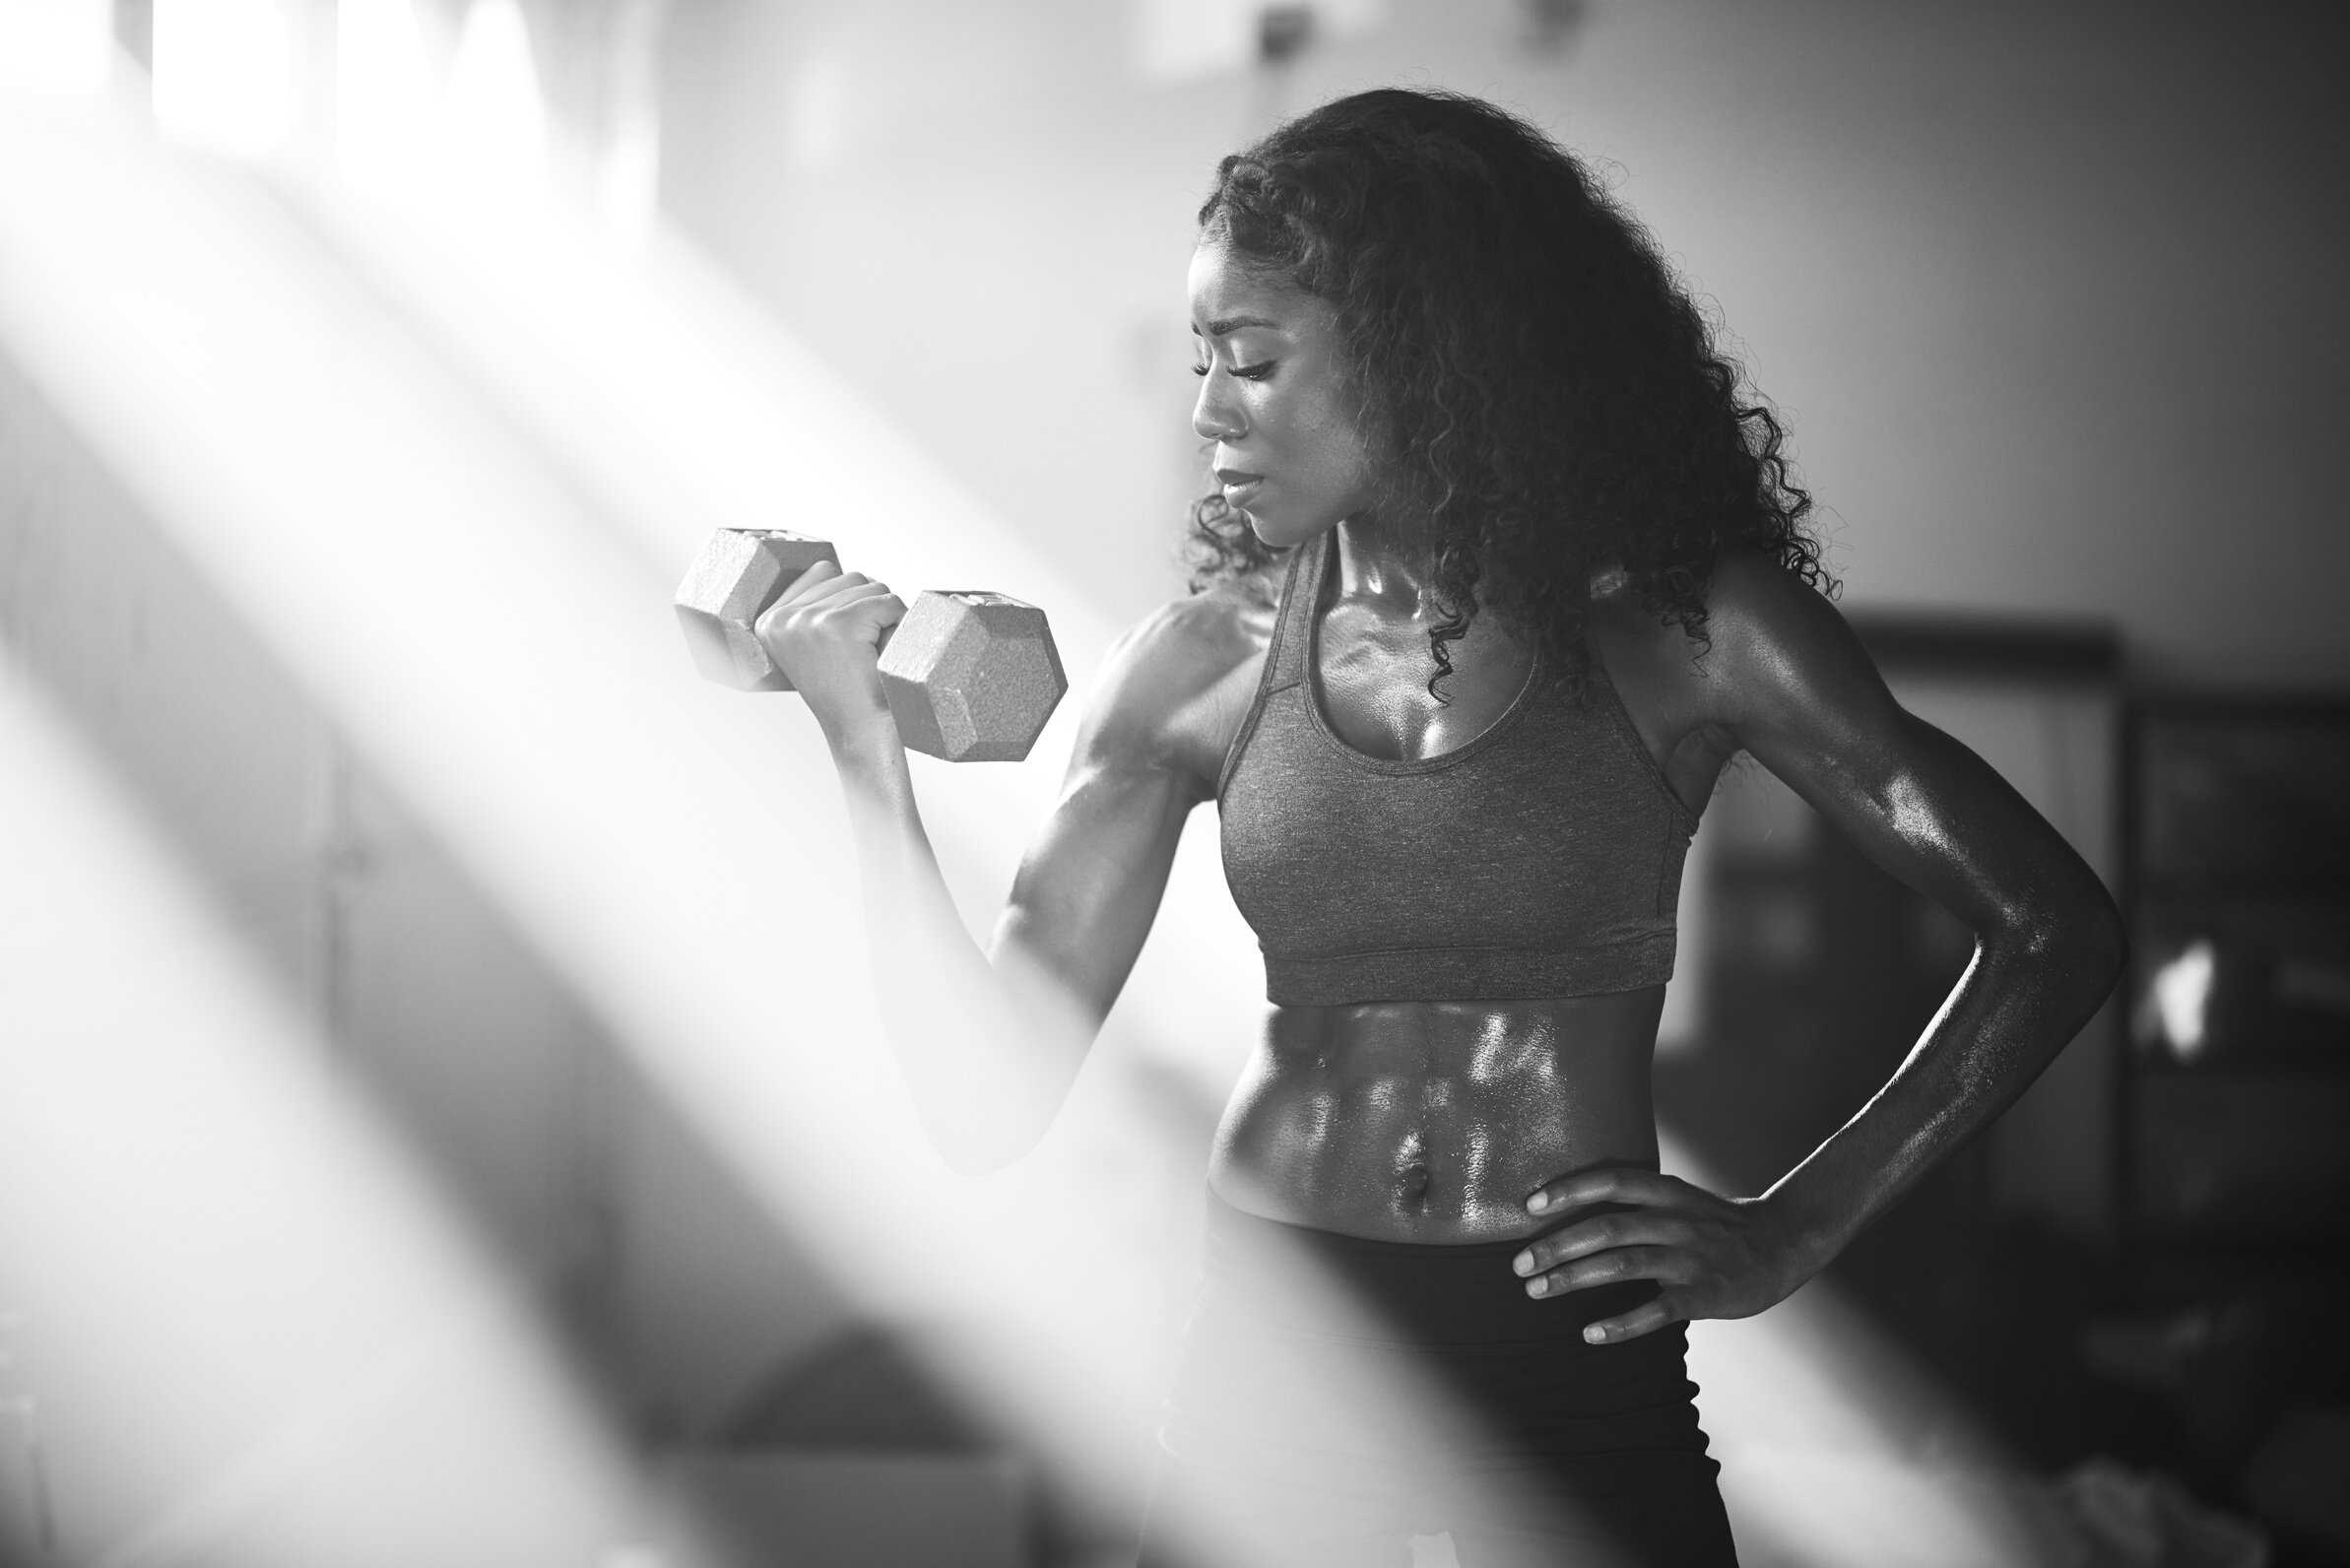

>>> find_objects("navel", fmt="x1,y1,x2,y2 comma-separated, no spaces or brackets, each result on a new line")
1393,1128,1432,1209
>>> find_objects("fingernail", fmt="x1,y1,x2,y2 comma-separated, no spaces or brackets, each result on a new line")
1513,1252,1534,1275
1583,1324,1605,1344
1527,1193,1548,1212
1526,1278,1547,1298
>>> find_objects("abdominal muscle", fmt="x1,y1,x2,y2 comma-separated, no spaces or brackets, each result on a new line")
1208,988,1667,1244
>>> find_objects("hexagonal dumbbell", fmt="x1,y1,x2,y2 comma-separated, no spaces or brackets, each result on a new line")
674,528,1067,762
877,591,1068,762
674,528,839,692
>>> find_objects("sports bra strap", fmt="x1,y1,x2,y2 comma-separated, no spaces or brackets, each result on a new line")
1263,534,1323,694
1214,536,1320,801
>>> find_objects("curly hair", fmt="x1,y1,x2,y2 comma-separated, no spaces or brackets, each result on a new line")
1186,88,1830,693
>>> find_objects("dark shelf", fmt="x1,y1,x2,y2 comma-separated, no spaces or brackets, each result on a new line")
2129,703,2350,889
2120,695,2350,1255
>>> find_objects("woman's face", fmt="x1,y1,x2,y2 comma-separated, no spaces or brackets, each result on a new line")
1188,239,1375,549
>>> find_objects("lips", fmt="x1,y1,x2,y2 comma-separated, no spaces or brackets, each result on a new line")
1215,466,1264,505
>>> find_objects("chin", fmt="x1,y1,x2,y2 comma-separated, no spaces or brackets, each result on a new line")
1247,509,1336,553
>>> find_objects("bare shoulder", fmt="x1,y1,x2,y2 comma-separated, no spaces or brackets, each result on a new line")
1693,548,1896,740
1077,565,1280,792
1589,548,1893,801
1098,569,1276,716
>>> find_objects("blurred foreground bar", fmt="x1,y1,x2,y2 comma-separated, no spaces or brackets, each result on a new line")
654,1452,1029,1568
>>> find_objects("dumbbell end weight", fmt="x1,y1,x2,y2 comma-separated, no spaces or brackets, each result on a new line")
674,528,842,690
878,591,1067,763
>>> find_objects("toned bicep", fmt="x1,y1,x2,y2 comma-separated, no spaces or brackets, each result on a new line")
985,586,1263,1028
991,754,1198,1027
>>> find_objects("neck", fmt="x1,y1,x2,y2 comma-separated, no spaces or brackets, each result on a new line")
1332,515,1451,621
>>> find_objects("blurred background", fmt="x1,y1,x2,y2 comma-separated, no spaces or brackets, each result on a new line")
0,1,2344,1565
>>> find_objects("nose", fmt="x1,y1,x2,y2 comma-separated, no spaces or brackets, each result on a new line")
1192,369,1245,444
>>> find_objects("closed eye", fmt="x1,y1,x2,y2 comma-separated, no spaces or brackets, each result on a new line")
1193,360,1273,379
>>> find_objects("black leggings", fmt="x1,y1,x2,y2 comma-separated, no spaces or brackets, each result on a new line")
1136,1196,1740,1568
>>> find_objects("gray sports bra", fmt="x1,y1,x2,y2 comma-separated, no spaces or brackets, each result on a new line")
1216,531,1698,1007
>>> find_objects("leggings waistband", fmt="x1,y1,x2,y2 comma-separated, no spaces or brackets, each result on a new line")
1199,1191,1664,1350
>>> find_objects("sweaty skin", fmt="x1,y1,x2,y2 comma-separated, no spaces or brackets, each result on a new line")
1213,992,1666,1242
756,241,2127,1343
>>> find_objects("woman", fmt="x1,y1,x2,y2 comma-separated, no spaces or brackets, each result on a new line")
761,90,2124,1567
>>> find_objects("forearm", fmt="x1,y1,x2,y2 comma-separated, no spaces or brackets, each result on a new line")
1761,899,2126,1270
828,719,1091,1172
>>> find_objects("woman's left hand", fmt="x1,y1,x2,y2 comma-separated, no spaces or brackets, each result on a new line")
1512,1167,1822,1344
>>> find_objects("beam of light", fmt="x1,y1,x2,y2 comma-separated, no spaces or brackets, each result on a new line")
0,67,2084,1568
437,0,545,198
335,0,440,194
152,0,294,157
0,657,681,1568
593,0,661,236
0,0,110,96
0,75,1590,1565
0,75,1384,1566
1663,1131,2099,1568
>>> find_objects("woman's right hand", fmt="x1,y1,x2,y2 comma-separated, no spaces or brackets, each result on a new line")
754,561,907,750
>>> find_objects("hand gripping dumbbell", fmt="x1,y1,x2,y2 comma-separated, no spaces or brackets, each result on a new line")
674,528,1068,762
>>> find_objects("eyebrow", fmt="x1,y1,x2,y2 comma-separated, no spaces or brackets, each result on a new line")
1194,314,1284,337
